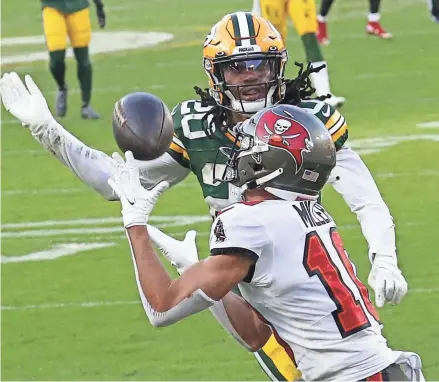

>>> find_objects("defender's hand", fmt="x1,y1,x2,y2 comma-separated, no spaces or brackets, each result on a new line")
108,151,169,228
368,254,408,308
96,4,106,28
0,72,54,127
147,225,199,274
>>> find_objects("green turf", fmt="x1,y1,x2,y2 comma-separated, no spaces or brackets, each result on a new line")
2,0,439,380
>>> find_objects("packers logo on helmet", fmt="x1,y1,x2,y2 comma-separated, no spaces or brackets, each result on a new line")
203,12,288,114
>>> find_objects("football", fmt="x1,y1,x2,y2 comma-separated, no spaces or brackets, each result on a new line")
112,92,174,160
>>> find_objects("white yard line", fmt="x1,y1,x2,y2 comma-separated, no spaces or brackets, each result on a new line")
1,227,126,238
2,215,211,229
2,149,51,156
2,215,212,238
356,71,432,80
3,287,438,311
417,121,439,129
1,300,140,311
375,170,439,178
2,181,198,197
3,188,86,196
3,217,123,229
1,242,116,263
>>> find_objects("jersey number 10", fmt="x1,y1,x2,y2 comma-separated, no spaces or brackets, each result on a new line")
303,228,380,338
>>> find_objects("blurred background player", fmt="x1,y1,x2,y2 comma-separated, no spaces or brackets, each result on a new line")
317,0,392,46
429,0,439,22
41,0,106,119
252,0,345,107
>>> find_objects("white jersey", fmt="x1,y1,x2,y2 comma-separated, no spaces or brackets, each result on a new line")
209,200,399,381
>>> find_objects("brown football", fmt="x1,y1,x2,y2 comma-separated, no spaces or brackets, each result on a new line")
112,92,174,160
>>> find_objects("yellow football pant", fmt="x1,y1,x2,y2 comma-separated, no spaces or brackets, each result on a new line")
256,334,302,381
42,7,91,51
259,0,318,42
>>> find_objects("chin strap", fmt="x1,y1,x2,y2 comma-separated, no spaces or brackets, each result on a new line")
263,187,318,201
241,168,284,192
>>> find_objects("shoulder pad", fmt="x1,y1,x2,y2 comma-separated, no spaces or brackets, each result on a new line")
299,100,348,151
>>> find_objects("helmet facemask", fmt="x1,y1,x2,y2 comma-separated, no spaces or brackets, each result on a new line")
213,120,277,188
206,52,287,115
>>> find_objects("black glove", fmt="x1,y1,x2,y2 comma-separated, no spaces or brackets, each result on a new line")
94,0,106,28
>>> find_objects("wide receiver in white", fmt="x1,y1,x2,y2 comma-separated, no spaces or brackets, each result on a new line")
104,104,423,381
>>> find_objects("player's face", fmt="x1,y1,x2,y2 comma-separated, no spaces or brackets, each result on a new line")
222,58,276,102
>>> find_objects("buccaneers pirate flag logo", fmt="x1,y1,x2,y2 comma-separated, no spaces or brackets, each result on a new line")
213,218,227,243
255,109,312,173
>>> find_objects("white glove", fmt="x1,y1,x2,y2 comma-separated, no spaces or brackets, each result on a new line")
107,151,169,228
368,253,408,308
0,72,55,128
147,225,199,274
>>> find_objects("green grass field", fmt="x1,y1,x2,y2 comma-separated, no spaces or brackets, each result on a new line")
2,0,439,380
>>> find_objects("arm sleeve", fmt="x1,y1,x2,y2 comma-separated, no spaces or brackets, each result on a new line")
126,232,216,327
328,146,396,261
29,121,190,200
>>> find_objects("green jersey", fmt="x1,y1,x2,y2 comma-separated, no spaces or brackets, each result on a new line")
41,0,90,14
168,100,348,212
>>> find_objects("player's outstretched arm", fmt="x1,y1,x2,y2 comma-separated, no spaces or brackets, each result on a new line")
328,146,408,307
147,225,271,351
130,225,270,350
0,72,189,200
0,72,120,199
127,226,262,330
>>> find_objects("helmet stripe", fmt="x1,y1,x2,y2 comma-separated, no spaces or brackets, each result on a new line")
232,12,258,47
236,12,251,46
230,13,242,46
245,12,257,45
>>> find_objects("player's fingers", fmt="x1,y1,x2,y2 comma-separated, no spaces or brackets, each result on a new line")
391,279,408,305
0,74,13,107
391,287,405,305
24,74,43,98
147,225,172,255
149,182,169,204
367,272,376,290
147,224,168,245
111,151,125,166
125,151,141,177
0,79,10,109
125,150,135,164
374,275,386,308
9,73,24,103
109,178,134,204
11,72,28,97
107,178,123,198
375,289,385,308
184,230,197,243
153,181,170,195
384,277,395,302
